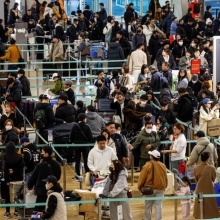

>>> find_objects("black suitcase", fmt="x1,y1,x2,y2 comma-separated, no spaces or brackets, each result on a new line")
97,112,115,123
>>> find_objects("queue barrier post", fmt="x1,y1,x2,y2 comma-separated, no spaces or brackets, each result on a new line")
63,158,67,192
199,192,204,220
131,152,134,186
97,197,102,220
174,172,178,220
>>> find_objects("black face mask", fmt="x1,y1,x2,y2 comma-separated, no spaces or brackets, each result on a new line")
41,154,45,159
137,30,141,34
98,83,102,87
109,167,114,172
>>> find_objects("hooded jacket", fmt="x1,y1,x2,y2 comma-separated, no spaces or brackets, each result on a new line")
187,137,218,167
107,42,125,68
43,183,67,220
0,112,21,130
87,145,118,175
19,75,31,96
28,157,61,195
85,112,105,138
2,129,19,145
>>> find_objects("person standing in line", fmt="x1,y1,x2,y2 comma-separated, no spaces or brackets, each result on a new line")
99,3,107,21
193,152,219,219
70,113,93,181
138,150,167,220
162,123,187,170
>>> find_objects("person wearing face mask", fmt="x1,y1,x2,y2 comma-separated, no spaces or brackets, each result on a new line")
70,113,93,181
37,175,66,220
187,38,198,56
188,74,202,97
136,95,156,116
95,78,109,102
148,30,161,64
129,121,160,169
102,160,133,220
132,26,147,50
17,69,31,96
176,19,186,39
28,146,61,212
1,119,19,146
162,122,187,170
64,79,75,105
172,39,186,67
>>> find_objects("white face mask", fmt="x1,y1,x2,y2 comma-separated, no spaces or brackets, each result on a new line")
85,110,88,113
192,80,197,83
146,129,152,134
5,125,12,131
116,130,121,134
141,101,146,105
179,42,183,46
134,21,137,24
45,184,49,190
191,43,195,47
17,74,21,78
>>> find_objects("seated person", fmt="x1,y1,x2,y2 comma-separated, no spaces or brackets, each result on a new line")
55,94,76,123
1,119,19,145
95,78,109,101
87,135,118,177
0,102,21,131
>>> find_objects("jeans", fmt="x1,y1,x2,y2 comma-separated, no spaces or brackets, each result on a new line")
144,190,164,220
8,64,18,71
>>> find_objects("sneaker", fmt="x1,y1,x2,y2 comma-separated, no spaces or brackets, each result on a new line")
3,212,11,218
72,177,79,182
13,212,21,219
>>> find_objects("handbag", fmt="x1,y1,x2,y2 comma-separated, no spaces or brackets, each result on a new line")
16,46,25,69
81,45,90,56
124,187,132,198
141,162,154,196
134,83,141,93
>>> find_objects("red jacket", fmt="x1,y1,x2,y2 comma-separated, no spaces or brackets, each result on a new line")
189,1,199,18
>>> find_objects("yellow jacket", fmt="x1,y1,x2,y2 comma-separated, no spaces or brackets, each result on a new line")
52,7,61,18
0,44,21,63
138,160,168,191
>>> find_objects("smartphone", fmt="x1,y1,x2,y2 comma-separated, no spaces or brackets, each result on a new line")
31,214,40,218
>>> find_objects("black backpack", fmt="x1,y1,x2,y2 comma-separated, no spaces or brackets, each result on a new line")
34,109,47,129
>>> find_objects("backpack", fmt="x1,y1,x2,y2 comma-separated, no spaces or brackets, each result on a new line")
156,72,168,90
34,109,47,129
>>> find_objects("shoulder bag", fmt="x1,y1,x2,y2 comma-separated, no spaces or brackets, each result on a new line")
81,44,90,56
141,162,154,195
197,145,208,163
199,165,208,179
77,124,89,141
16,46,25,69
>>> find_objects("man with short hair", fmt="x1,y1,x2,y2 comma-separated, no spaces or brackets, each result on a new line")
136,95,156,116
55,94,76,123
124,3,137,29
138,150,168,220
78,13,89,32
64,79,75,105
55,19,65,41
22,9,34,23
106,122,128,164
17,69,31,96
116,31,131,58
187,131,218,167
86,105,105,140
76,100,86,117
148,65,162,92
129,42,147,83
99,3,107,21
4,0,10,25
67,18,79,43
132,26,147,50
28,146,61,212
188,74,202,97
160,62,172,86
48,14,58,36
88,135,117,177
130,122,160,169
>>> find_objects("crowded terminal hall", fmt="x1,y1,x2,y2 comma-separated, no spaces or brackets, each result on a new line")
1,0,220,219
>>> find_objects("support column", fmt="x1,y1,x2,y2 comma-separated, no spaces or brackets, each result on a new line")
108,0,112,18
0,2,5,24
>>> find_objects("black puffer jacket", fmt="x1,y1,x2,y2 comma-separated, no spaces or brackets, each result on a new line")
55,103,76,123
1,154,25,182
70,121,93,144
35,103,62,128
19,75,31,96
6,81,22,109
0,112,21,130
107,42,125,68
2,129,19,145
28,157,61,195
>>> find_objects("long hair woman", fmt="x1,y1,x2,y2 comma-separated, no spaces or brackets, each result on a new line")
176,69,188,90
1,142,25,218
103,160,133,220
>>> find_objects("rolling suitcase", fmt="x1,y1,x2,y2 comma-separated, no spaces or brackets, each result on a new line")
97,99,114,112
27,100,35,125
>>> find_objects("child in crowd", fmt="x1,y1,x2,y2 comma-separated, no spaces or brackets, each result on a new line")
174,176,191,220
